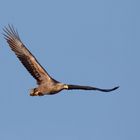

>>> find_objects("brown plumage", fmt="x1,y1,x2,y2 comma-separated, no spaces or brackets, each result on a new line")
3,25,119,96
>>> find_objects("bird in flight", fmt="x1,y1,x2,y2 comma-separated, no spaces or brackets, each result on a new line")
3,25,119,96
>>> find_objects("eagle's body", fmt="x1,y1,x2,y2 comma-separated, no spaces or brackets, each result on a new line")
3,25,119,96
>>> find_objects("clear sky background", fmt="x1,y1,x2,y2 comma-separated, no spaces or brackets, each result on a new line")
0,0,139,140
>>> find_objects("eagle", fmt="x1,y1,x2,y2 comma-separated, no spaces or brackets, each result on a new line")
3,25,119,96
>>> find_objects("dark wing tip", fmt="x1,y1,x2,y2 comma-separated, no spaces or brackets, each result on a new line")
113,86,119,91
3,24,21,41
97,86,120,92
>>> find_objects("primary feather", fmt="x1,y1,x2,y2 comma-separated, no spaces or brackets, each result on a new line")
3,25,53,85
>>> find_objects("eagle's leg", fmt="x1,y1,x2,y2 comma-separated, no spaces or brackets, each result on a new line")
30,88,44,96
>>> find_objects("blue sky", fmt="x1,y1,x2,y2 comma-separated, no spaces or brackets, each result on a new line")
0,0,139,140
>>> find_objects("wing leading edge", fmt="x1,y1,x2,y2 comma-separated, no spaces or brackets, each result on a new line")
3,25,54,85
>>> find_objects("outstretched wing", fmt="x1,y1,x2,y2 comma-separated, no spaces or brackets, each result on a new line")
3,25,54,85
67,84,119,92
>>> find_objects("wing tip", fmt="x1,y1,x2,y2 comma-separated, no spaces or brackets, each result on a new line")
3,24,21,41
113,86,119,90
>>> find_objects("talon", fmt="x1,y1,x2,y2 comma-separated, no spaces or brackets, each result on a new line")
38,92,44,96
29,89,44,96
30,88,38,96
30,93,35,96
30,89,34,96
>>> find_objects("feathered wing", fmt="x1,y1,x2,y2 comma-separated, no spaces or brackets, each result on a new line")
3,25,55,85
67,84,119,92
